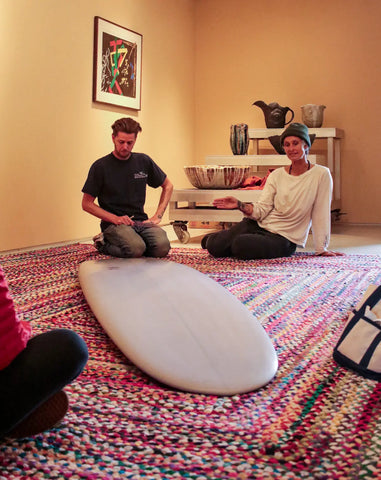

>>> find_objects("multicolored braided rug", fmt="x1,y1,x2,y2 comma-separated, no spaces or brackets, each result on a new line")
1,244,380,479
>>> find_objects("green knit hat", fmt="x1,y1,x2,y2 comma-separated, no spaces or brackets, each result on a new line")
280,122,311,147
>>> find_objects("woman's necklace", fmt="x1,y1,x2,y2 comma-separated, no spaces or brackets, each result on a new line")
289,160,310,175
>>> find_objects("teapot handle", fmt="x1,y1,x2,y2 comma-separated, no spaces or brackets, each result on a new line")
284,108,295,126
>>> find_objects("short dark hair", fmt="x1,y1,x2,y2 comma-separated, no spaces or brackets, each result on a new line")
111,117,142,137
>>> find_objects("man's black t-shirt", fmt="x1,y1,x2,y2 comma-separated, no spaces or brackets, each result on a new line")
82,152,167,224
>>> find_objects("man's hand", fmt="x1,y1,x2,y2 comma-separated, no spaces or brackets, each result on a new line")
113,215,135,226
144,214,161,225
82,194,136,226
212,196,239,209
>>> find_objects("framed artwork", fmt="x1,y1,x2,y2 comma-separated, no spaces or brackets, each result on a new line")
93,16,142,110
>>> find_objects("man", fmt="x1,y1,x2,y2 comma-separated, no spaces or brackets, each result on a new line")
82,117,173,258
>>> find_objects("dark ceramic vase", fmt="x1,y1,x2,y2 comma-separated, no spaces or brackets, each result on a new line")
230,123,250,155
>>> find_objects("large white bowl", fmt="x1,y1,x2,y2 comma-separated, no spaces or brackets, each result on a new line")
184,165,251,189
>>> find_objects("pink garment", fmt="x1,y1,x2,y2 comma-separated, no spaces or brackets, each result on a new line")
239,169,274,190
0,266,32,370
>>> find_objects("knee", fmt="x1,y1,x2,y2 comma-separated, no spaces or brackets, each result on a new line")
48,329,88,376
205,237,226,258
149,239,171,258
104,225,146,258
231,236,263,260
156,243,171,258
206,245,223,258
231,235,278,260
109,237,146,258
120,243,146,258
62,330,88,364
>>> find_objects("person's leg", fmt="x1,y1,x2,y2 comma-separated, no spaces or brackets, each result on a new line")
203,219,253,258
135,222,171,258
7,390,69,439
231,229,296,260
103,224,147,258
0,329,88,437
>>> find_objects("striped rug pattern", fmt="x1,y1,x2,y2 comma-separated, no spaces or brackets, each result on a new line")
0,244,380,479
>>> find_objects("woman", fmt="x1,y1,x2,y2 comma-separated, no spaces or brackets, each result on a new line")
0,266,88,439
202,123,342,260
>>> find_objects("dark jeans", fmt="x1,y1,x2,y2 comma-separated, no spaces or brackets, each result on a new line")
101,222,171,258
204,217,296,260
0,329,88,437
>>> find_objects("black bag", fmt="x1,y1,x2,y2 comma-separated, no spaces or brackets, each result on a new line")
333,285,381,380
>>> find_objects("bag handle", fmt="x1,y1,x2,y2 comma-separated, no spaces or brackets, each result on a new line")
336,285,381,349
360,331,381,367
352,285,381,317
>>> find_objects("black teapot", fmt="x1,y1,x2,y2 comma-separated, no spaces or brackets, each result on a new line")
253,100,294,128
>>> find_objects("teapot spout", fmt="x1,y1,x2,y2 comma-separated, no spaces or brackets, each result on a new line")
253,100,267,110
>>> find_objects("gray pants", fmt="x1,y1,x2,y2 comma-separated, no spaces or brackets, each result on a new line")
101,222,171,258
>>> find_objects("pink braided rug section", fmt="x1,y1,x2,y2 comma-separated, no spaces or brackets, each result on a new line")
1,244,380,479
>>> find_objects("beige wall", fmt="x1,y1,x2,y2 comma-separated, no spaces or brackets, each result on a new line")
194,0,381,225
0,0,194,251
1,0,380,251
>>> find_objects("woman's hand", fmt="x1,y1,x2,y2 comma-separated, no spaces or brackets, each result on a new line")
317,250,345,257
212,196,238,209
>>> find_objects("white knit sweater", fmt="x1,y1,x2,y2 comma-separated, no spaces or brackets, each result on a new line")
248,164,333,254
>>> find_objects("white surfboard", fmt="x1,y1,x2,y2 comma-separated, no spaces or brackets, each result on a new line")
79,257,277,395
